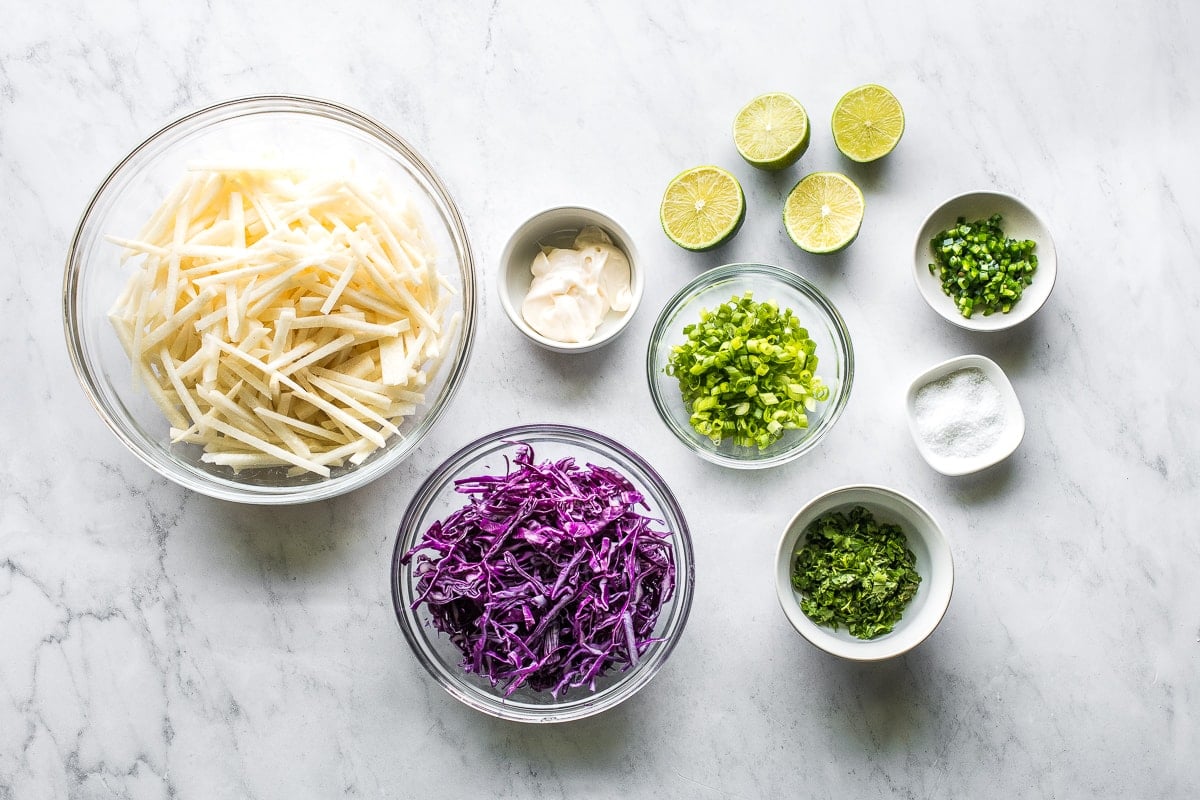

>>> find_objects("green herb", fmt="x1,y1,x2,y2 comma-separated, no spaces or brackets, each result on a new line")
791,506,921,639
665,292,829,449
928,214,1037,318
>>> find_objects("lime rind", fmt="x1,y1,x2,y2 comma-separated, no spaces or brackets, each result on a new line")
832,84,904,163
660,166,747,251
783,172,865,254
733,93,811,171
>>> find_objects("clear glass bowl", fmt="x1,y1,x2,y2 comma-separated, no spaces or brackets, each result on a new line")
646,263,854,469
62,96,477,504
390,424,695,723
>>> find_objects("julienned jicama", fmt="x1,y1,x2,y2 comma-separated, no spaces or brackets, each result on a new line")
107,162,458,478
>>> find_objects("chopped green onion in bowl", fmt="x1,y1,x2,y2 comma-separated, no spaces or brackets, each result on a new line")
646,263,853,470
665,292,829,449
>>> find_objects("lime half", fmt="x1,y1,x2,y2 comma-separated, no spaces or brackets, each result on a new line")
784,172,864,253
831,84,904,163
660,165,746,251
733,92,810,171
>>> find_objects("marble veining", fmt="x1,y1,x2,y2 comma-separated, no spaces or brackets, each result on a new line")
2,1,1198,797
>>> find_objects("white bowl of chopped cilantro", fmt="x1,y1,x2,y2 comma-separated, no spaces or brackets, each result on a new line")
646,263,854,469
913,191,1056,331
775,485,953,661
391,424,694,722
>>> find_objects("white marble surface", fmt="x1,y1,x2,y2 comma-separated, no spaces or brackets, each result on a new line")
2,1,1197,797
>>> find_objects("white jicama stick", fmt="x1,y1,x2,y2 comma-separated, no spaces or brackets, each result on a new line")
287,314,409,340
276,333,357,377
201,418,330,477
308,376,399,435
254,406,348,444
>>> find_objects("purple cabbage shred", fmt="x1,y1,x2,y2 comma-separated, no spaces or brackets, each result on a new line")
401,443,677,698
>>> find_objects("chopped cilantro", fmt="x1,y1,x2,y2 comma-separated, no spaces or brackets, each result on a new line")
791,506,921,639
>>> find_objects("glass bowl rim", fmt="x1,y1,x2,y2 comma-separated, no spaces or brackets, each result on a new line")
389,422,696,723
645,262,854,469
61,94,478,504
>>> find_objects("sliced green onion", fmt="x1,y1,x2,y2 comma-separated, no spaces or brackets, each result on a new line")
665,292,829,449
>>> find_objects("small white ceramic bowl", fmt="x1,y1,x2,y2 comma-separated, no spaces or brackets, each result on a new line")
775,485,953,661
905,354,1025,476
913,190,1056,331
498,206,643,353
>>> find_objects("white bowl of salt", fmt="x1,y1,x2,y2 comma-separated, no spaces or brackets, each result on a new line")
905,354,1025,476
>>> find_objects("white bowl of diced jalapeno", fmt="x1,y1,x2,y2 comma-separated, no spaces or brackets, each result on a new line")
913,190,1056,331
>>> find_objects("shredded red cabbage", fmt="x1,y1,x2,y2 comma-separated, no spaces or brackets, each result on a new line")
401,443,677,697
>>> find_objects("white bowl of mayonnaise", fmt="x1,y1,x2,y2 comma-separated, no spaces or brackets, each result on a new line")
499,206,643,353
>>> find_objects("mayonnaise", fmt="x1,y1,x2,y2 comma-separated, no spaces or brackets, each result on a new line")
521,226,632,343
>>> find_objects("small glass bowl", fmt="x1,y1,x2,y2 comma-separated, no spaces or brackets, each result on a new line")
62,96,477,504
390,424,695,723
646,263,854,469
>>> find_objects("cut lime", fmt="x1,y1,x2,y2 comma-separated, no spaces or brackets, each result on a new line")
831,84,904,163
660,165,746,251
733,92,810,171
783,172,864,253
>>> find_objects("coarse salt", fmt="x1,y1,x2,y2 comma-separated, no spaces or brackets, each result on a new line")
913,367,1006,458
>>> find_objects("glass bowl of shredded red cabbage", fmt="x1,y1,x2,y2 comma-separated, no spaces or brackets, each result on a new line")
391,424,694,722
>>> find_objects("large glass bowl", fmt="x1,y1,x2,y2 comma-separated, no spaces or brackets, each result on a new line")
391,424,695,723
62,96,477,504
647,263,853,469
